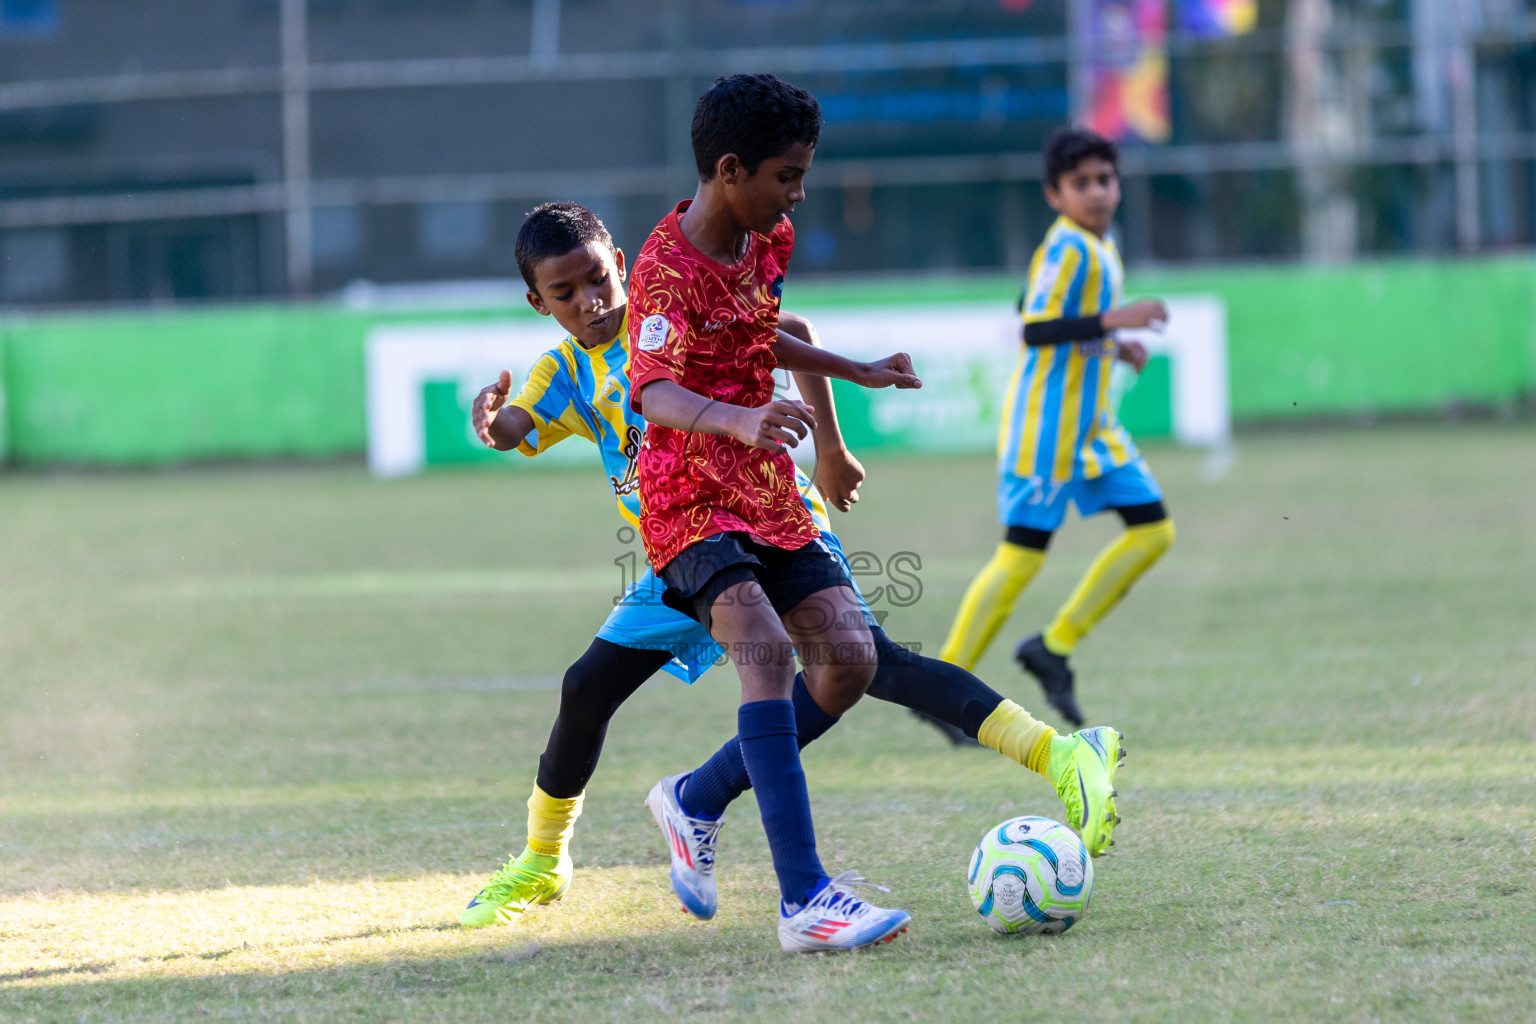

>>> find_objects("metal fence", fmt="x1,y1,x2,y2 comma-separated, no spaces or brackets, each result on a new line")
0,0,1532,305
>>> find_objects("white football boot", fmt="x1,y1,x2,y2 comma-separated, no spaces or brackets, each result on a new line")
645,773,724,920
778,870,911,953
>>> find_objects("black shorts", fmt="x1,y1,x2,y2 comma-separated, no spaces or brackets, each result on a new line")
659,532,850,632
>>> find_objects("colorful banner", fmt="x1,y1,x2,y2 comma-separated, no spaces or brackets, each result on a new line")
1086,0,1171,144
1176,0,1257,38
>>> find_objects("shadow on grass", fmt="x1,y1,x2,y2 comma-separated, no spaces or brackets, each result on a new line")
1,944,558,1020
0,791,670,897
0,921,465,989
0,919,982,1024
1,961,114,984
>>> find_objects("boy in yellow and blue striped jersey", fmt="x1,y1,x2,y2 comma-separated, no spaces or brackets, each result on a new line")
940,128,1176,726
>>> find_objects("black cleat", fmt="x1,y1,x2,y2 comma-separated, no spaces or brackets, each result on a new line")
1014,633,1085,727
909,708,980,747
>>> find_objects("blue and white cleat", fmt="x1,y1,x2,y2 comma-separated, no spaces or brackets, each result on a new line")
778,871,911,953
645,773,723,920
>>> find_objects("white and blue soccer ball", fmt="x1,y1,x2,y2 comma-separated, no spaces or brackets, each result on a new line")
967,815,1093,935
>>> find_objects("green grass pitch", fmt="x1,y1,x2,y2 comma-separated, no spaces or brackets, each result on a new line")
2,426,1532,1022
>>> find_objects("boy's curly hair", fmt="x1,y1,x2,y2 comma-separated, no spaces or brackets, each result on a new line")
691,73,822,181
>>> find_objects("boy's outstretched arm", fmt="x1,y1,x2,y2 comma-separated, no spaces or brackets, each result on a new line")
1103,299,1165,372
779,310,864,513
1022,299,1167,348
472,370,537,450
638,379,817,457
770,332,923,391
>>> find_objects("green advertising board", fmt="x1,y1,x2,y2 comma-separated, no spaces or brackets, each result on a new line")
1,255,1532,468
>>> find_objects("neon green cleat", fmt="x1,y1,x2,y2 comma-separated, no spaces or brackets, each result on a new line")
1046,726,1125,858
458,847,572,928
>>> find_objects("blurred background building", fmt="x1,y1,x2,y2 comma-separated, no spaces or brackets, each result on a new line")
1,0,1533,308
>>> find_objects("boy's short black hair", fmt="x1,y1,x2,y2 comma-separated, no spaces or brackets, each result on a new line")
691,73,822,180
515,202,616,291
1044,127,1119,188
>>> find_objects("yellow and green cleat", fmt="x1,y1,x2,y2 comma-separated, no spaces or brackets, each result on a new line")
1046,726,1125,857
458,847,572,928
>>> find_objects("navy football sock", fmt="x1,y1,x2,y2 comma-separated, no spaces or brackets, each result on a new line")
733,698,827,906
680,674,838,819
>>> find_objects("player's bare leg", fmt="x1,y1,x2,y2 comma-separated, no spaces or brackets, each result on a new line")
709,579,799,704
779,584,876,716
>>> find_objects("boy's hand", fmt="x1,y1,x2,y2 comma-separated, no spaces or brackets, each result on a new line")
472,370,513,448
814,446,866,512
1102,299,1168,331
855,353,923,390
1116,339,1150,373
728,400,817,454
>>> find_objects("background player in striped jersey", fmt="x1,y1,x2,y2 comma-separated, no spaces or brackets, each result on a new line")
939,127,1176,727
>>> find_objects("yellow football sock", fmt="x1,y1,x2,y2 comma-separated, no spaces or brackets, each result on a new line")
977,699,1057,778
939,542,1046,670
1043,519,1174,656
525,785,584,858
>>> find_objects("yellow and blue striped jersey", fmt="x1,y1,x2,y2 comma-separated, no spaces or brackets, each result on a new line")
509,310,831,532
998,215,1139,483
509,314,646,528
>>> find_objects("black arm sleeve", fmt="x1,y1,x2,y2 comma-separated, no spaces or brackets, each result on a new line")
1023,314,1105,347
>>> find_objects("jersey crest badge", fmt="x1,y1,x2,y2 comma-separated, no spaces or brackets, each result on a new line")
598,374,625,408
638,314,669,352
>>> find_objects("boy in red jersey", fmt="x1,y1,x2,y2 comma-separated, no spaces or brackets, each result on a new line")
629,74,921,952
453,204,1123,933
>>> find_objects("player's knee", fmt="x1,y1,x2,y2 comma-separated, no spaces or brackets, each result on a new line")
829,644,878,691
846,654,878,691
559,661,611,729
1134,517,1175,555
805,643,876,700
805,663,873,718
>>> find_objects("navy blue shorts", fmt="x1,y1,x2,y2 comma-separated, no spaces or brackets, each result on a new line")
659,532,851,633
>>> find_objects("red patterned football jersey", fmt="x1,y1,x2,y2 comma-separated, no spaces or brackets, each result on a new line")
628,200,818,571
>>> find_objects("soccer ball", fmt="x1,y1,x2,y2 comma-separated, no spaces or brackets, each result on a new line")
967,815,1093,935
